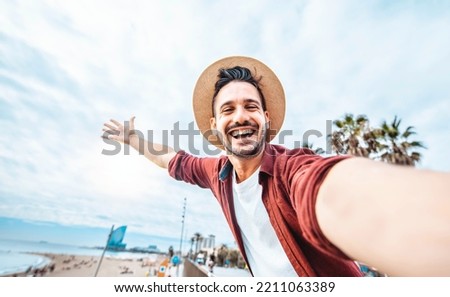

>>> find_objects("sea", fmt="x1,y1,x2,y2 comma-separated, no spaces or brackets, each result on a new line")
0,238,157,276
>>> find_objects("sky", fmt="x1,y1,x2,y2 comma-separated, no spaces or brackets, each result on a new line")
1,0,449,251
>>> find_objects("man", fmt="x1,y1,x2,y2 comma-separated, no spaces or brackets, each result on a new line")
103,56,450,276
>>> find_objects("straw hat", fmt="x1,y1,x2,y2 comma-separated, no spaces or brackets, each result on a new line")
193,56,285,149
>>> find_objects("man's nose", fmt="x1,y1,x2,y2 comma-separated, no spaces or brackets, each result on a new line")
232,106,250,124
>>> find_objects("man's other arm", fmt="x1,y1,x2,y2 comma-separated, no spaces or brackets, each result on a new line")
103,116,176,169
316,157,450,276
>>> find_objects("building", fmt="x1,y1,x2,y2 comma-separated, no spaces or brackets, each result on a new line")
199,234,215,250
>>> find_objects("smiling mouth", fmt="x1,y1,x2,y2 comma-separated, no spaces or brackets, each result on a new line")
229,129,256,139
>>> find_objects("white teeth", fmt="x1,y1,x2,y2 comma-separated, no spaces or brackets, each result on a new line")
231,129,253,137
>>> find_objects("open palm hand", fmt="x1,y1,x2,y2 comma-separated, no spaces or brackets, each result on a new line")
102,116,136,144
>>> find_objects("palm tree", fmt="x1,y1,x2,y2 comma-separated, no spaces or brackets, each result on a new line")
192,232,203,255
331,114,374,157
216,244,229,267
331,114,424,166
228,250,240,268
378,116,425,166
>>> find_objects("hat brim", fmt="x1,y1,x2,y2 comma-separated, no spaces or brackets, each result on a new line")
193,56,285,150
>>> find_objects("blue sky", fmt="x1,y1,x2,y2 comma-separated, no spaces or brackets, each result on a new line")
1,0,449,250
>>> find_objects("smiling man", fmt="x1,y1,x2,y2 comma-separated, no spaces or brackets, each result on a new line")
213,80,267,158
103,56,450,276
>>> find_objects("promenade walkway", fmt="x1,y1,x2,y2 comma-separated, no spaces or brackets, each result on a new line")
165,260,251,277
212,266,251,277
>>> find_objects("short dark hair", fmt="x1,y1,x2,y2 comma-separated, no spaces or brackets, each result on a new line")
212,66,266,116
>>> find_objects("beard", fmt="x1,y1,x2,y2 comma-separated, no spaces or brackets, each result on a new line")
220,121,268,159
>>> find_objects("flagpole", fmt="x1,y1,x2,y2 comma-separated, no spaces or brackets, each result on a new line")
94,224,114,277
176,198,187,276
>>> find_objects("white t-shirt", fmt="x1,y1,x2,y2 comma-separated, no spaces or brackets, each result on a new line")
232,168,297,276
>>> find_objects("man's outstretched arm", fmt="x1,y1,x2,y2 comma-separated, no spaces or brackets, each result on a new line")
316,157,450,276
103,116,176,169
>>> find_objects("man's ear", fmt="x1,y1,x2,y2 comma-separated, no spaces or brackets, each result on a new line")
210,117,217,135
264,111,270,129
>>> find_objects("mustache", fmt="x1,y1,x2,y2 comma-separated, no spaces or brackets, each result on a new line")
225,121,259,134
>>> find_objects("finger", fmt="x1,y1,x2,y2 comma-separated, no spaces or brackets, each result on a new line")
102,129,119,136
130,116,136,130
110,119,123,128
101,132,114,140
104,123,116,130
107,134,121,142
101,134,116,140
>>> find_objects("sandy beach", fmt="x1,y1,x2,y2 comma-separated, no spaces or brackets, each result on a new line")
6,253,168,277
3,252,252,277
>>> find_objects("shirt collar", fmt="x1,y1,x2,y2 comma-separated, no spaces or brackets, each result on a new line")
219,160,233,181
260,144,276,177
218,144,276,181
